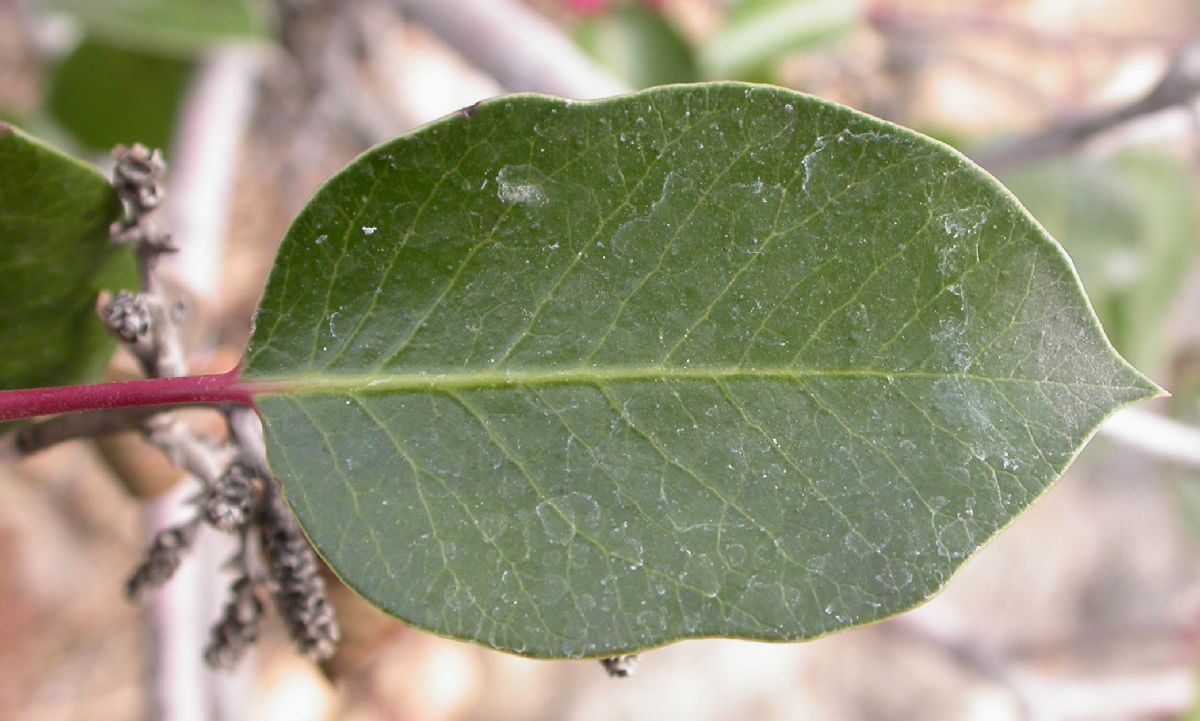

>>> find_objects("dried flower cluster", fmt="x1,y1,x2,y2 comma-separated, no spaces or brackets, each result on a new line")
108,144,339,669
260,490,340,660
204,576,264,669
203,461,257,532
126,521,200,601
101,290,153,344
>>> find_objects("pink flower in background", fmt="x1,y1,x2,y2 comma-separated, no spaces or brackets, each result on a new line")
567,0,609,14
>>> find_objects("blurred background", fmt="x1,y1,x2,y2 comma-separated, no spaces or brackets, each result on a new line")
2,0,1200,719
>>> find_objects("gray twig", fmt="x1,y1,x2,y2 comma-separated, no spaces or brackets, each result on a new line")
101,145,341,674
14,406,164,452
391,0,630,98
974,41,1200,171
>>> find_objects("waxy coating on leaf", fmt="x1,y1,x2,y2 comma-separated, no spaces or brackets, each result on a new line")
242,84,1159,658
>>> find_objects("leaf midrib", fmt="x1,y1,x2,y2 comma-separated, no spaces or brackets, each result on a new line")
247,365,1139,396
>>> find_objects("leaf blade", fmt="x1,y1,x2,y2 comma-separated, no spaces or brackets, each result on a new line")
244,84,1158,657
0,123,128,391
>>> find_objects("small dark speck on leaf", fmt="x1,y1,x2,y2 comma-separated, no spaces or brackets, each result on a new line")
460,101,483,119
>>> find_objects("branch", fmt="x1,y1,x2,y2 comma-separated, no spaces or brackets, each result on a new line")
14,406,163,452
142,414,236,485
867,2,1189,53
886,608,1033,719
104,142,224,721
162,46,262,314
974,40,1200,171
890,604,1197,719
1099,407,1200,470
153,48,262,721
391,0,630,99
226,406,270,481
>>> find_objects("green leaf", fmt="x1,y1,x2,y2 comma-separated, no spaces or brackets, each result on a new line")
48,38,193,152
42,0,266,57
701,0,861,79
1002,150,1199,376
242,84,1159,658
574,4,698,89
0,123,128,390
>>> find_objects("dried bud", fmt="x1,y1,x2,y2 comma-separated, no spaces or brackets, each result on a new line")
203,462,257,533
126,521,199,601
600,655,639,678
102,290,153,343
260,491,340,660
204,576,264,669
111,143,165,214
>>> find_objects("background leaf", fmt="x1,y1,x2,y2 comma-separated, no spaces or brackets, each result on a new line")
0,123,128,390
242,84,1157,658
700,0,861,80
574,4,698,88
47,38,193,152
41,0,266,57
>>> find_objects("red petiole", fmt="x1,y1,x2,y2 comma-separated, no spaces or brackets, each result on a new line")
0,368,256,423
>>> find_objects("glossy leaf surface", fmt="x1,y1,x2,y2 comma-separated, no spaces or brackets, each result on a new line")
243,84,1158,658
0,123,127,390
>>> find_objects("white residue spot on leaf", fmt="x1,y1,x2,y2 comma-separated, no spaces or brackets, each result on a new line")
802,129,895,196
938,207,987,240
930,317,972,371
843,531,876,557
608,522,644,566
800,135,831,194
496,165,550,207
362,226,377,235
937,517,975,559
